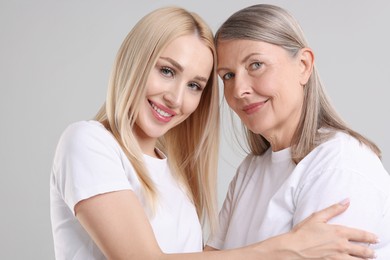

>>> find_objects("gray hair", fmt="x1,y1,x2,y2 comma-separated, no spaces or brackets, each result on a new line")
216,4,380,162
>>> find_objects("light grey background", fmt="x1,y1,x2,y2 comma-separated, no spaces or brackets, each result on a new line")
1,0,389,259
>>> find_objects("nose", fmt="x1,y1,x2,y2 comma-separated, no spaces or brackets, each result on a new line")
163,83,185,108
231,72,252,99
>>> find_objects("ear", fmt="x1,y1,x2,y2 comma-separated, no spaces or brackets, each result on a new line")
298,47,314,86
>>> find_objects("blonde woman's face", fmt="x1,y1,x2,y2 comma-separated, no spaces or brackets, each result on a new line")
217,39,305,150
134,34,213,153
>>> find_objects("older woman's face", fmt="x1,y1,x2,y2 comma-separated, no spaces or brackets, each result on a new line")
217,39,308,150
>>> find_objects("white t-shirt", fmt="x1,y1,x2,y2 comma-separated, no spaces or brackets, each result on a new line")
207,131,390,259
50,121,202,260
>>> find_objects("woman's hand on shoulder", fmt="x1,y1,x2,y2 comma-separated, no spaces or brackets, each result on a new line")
254,199,378,259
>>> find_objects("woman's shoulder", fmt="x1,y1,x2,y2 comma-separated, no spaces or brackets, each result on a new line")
299,130,390,200
62,120,106,136
315,130,372,157
56,120,118,155
304,130,385,174
60,120,110,141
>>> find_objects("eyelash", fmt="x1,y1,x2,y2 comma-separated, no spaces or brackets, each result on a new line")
222,72,234,81
222,61,263,81
160,66,175,77
247,61,263,71
188,82,203,91
160,66,203,91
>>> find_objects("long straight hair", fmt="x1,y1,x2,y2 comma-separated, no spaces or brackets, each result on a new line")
216,4,380,163
95,7,219,231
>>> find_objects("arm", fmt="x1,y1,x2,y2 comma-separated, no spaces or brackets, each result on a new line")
206,200,377,259
75,190,162,259
76,190,377,260
76,189,259,259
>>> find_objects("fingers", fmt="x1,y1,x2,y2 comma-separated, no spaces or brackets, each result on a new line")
304,199,378,244
333,225,379,244
346,242,377,260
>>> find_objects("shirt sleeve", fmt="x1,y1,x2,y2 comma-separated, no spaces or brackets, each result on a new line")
52,121,133,215
293,166,390,256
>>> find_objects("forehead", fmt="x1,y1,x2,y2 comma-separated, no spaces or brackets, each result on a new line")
162,34,210,57
217,39,286,65
160,34,214,77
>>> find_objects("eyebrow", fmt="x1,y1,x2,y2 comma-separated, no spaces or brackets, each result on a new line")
194,75,208,83
160,57,183,72
242,52,262,63
160,56,209,83
217,52,262,73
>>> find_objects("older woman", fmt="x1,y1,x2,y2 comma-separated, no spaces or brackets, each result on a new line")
207,4,390,259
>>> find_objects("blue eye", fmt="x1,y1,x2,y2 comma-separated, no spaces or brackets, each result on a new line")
188,82,202,91
160,67,174,77
222,72,234,81
248,62,262,71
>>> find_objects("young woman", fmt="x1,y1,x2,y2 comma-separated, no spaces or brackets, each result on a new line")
50,6,378,260
207,4,389,259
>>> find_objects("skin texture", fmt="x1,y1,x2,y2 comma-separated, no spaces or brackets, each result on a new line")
215,38,381,259
217,39,313,151
133,34,213,157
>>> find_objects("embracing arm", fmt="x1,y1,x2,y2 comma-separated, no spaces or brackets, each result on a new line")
205,200,378,259
76,190,263,259
262,199,378,259
76,190,377,260
76,190,268,259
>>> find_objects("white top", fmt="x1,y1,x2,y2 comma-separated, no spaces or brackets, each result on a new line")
50,120,202,260
207,131,390,259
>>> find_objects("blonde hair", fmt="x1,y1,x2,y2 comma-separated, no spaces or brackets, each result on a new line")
95,7,219,231
216,4,380,163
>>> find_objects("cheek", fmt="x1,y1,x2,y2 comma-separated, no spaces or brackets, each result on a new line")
183,94,202,115
252,74,273,93
145,70,163,95
223,87,234,105
144,80,155,97
223,93,241,116
278,86,304,116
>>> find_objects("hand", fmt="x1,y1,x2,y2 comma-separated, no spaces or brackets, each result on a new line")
272,199,378,259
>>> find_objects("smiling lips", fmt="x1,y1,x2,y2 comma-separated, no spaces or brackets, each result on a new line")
242,99,269,115
149,100,176,122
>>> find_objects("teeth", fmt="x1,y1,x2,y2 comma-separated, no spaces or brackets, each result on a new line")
151,102,172,117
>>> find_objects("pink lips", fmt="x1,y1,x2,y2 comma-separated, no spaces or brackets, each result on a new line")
149,100,177,123
242,100,268,115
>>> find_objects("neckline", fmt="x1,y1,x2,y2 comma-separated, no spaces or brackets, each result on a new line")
271,147,291,163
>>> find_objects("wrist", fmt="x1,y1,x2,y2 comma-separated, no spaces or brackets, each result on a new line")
255,232,300,260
